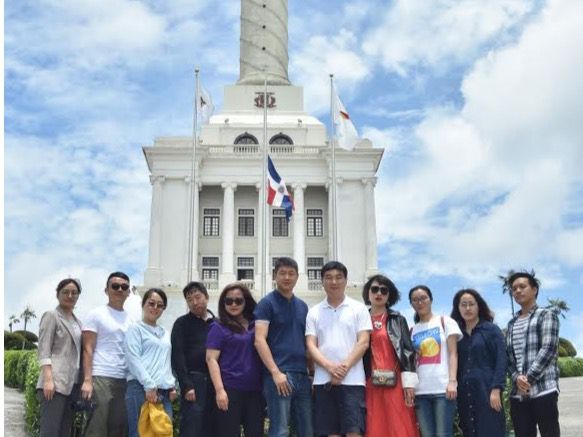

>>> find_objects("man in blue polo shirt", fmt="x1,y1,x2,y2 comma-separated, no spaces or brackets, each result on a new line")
254,257,313,437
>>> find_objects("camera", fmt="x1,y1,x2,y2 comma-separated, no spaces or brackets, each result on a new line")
71,399,97,412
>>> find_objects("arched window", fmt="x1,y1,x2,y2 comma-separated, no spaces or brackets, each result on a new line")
234,132,259,144
269,133,293,145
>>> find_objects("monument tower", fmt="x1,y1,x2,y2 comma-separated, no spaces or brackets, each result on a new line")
142,0,383,322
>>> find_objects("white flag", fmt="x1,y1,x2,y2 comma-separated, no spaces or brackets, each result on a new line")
197,82,215,125
332,85,359,150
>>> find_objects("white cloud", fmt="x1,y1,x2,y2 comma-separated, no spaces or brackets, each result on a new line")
363,0,533,75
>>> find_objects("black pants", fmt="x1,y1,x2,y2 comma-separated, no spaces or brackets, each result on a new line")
37,389,76,437
510,391,560,437
179,372,217,437
215,389,264,437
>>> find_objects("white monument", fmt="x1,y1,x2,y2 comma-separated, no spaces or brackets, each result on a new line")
141,0,383,323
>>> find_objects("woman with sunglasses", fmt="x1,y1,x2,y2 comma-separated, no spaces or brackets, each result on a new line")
362,274,419,437
450,289,506,437
409,285,462,437
36,278,83,437
124,288,176,437
206,283,263,437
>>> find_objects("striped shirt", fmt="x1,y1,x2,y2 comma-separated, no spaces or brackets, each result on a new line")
506,305,560,398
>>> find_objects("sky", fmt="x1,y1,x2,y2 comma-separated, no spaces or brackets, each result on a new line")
4,0,583,354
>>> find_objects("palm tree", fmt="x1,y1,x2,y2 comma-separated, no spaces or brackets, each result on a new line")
8,315,20,333
498,270,516,316
546,298,570,319
20,306,37,350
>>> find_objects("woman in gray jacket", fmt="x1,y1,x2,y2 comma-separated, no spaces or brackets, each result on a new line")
36,278,83,437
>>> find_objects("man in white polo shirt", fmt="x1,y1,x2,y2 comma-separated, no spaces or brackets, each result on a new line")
306,261,372,437
81,271,133,437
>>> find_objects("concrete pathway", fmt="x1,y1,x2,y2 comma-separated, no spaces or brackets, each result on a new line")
3,386,27,437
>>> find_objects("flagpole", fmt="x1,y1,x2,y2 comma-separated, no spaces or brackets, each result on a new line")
261,70,269,296
187,68,200,283
329,74,338,260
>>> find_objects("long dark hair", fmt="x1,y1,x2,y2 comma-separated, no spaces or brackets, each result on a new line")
218,283,257,333
450,288,494,328
408,285,433,323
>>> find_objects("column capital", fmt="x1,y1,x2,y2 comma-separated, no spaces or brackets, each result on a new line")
361,177,377,187
292,183,307,191
149,175,166,185
221,182,238,191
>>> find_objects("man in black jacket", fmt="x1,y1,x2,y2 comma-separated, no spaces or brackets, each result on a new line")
171,281,216,437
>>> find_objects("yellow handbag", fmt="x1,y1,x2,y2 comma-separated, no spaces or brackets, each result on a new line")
138,402,173,437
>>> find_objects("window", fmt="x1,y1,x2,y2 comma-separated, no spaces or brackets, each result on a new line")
203,208,220,236
307,257,324,280
269,133,293,145
202,256,219,280
234,133,258,144
237,257,254,280
307,209,323,237
238,209,255,236
272,209,289,237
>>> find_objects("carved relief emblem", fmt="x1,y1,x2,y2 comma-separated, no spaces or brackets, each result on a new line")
254,92,276,108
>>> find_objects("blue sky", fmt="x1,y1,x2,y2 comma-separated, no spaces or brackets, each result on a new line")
4,0,583,354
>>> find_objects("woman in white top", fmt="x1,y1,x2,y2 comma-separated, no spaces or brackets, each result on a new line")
409,285,462,437
36,278,83,437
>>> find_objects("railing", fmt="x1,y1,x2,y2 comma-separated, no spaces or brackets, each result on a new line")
239,279,255,290
204,145,323,156
202,280,219,292
308,280,322,292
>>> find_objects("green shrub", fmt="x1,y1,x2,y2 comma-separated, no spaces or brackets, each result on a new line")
4,350,21,387
559,337,577,357
24,354,41,437
4,331,27,351
16,351,36,390
558,357,583,377
13,330,39,344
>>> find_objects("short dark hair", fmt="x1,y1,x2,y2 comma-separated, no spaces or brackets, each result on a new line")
56,278,82,297
321,261,347,279
274,257,298,274
362,274,400,307
218,283,257,333
183,281,208,299
450,288,494,327
142,288,168,308
508,270,540,297
106,272,130,286
408,285,433,323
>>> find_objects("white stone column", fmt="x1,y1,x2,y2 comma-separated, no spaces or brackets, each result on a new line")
144,175,165,285
254,183,264,294
363,177,379,276
292,183,308,290
326,181,333,261
220,182,237,286
182,177,201,283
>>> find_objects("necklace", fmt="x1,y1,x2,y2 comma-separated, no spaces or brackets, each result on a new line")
372,311,386,330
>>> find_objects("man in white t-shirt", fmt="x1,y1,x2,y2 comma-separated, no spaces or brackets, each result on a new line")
81,271,133,437
306,261,372,437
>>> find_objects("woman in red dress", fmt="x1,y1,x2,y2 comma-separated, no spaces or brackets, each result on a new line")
362,274,419,437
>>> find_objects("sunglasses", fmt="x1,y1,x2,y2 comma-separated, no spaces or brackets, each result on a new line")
110,283,130,291
147,300,165,310
370,285,389,295
225,297,245,306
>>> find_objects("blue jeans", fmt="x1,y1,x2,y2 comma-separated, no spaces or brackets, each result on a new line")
263,371,313,437
415,394,456,437
125,379,173,437
179,371,216,437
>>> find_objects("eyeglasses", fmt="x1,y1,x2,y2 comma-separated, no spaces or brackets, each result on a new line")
147,301,165,309
61,290,80,297
411,296,429,304
110,283,130,291
370,285,389,295
460,302,477,308
225,297,245,306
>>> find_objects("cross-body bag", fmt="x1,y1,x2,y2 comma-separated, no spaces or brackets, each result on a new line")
371,368,397,387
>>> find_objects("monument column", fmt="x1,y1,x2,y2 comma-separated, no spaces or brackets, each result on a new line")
145,175,165,285
363,177,379,276
182,177,201,283
220,182,237,286
292,183,308,290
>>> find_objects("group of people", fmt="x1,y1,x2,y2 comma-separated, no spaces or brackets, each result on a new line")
36,259,561,437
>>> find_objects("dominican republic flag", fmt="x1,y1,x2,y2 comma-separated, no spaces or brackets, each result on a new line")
267,155,294,221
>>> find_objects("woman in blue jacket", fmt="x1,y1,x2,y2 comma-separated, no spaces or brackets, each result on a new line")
450,289,506,437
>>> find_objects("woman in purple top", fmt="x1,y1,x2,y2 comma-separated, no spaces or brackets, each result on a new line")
206,282,264,437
